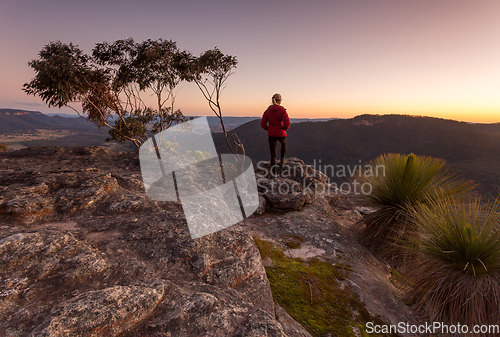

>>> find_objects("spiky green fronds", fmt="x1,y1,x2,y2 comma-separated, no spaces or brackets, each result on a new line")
407,197,500,326
358,153,475,257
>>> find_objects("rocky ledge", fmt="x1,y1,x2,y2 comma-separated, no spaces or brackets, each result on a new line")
255,158,340,212
0,146,416,336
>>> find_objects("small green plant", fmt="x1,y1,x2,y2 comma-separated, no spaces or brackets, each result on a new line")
406,197,500,326
357,153,474,259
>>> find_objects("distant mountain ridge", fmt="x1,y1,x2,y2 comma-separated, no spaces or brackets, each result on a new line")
0,108,96,131
204,116,335,132
0,109,335,133
0,108,43,116
213,114,500,198
0,108,111,149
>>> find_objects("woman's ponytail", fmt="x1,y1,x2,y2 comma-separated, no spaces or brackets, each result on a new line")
272,93,282,105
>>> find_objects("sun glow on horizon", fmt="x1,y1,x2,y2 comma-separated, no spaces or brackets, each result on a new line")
2,1,500,125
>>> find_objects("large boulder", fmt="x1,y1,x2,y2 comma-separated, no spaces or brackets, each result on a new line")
255,157,339,211
34,285,164,337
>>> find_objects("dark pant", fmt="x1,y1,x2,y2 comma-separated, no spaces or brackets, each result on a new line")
268,136,287,168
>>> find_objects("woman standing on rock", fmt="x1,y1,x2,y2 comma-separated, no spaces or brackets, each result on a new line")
260,93,291,175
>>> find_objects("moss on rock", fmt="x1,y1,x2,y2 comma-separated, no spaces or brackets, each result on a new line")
254,238,396,337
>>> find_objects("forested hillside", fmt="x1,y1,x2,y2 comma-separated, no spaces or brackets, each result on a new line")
214,114,500,198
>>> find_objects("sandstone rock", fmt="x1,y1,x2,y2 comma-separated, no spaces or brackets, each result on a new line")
243,194,418,332
0,146,417,336
105,194,155,214
0,230,108,335
1,193,54,223
34,284,164,337
0,144,297,335
111,173,144,191
0,231,107,287
188,225,275,316
257,177,307,210
254,195,266,215
71,146,111,156
255,157,331,211
125,281,287,337
0,148,135,224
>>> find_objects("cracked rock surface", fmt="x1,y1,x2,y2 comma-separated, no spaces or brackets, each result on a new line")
1,146,416,336
0,146,289,336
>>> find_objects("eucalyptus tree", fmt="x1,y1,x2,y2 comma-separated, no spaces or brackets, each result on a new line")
188,47,242,155
24,39,241,152
24,38,190,147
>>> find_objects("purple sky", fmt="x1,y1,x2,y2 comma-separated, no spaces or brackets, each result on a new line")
1,0,500,122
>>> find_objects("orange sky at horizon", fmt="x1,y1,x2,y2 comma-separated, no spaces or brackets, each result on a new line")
1,0,499,124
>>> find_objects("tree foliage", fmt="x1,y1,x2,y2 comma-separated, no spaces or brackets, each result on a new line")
23,39,238,149
23,42,94,109
188,47,242,154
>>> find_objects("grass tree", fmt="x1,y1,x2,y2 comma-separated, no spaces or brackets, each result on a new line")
357,153,475,259
406,197,500,326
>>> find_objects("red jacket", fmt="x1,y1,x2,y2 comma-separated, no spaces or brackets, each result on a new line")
261,105,290,137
